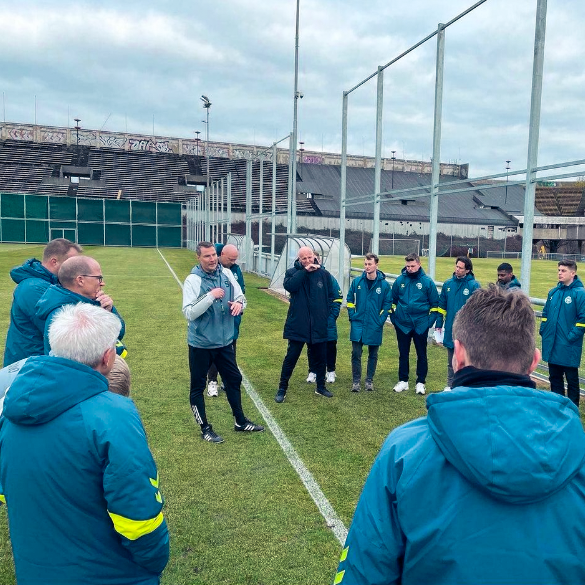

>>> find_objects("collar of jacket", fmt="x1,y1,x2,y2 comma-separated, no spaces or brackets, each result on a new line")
452,365,536,390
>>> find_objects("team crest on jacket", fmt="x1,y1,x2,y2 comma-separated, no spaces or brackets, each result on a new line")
376,287,381,294
463,288,469,296
416,283,422,289
317,281,323,288
565,296,572,304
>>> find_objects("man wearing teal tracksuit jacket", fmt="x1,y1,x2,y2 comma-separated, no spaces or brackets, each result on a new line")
335,286,585,585
391,253,440,395
347,253,392,392
35,255,126,357
3,239,81,366
435,256,480,391
0,303,169,585
540,259,585,407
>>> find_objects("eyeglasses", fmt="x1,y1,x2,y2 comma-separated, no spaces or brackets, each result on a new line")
81,274,104,282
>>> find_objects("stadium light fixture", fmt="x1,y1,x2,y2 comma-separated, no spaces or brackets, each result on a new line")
201,96,212,195
74,118,81,165
391,150,397,190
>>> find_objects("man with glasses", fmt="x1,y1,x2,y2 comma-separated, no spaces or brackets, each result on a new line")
35,256,126,355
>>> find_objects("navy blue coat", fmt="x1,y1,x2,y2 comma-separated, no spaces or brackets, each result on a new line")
347,270,392,346
540,276,585,368
3,259,58,366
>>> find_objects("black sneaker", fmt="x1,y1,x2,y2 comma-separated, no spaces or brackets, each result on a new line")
234,418,265,432
315,387,333,398
275,388,287,403
201,425,224,443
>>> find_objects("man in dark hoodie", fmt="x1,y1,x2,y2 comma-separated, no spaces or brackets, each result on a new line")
496,262,521,290
335,285,585,585
0,303,169,585
540,259,585,407
35,255,126,355
391,253,440,396
3,238,82,366
275,246,336,403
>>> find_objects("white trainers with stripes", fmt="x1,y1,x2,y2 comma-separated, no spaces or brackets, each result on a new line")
234,418,265,432
393,381,409,393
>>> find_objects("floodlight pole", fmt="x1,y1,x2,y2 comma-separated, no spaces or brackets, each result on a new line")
290,0,301,235
373,66,383,256
271,143,277,274
74,118,81,166
428,23,445,280
521,0,547,294
201,95,211,240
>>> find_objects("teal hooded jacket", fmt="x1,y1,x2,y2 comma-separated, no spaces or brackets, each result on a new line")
391,267,440,335
435,272,481,349
35,284,126,355
3,259,58,367
0,355,169,585
335,370,585,585
540,275,585,368
347,270,392,346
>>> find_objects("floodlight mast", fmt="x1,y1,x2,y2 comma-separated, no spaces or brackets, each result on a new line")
201,95,212,240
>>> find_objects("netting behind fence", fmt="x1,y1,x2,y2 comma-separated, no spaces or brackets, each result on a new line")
371,238,421,257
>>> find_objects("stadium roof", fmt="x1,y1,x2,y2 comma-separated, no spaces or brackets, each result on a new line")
296,163,534,226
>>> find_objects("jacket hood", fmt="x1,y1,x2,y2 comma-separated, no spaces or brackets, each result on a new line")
558,275,584,290
426,385,585,504
10,258,56,285
451,271,476,282
2,355,107,425
35,285,98,321
192,264,220,279
401,266,426,278
360,269,386,282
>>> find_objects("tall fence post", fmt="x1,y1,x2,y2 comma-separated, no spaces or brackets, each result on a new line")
338,91,348,282
428,23,445,280
521,0,547,294
373,66,384,256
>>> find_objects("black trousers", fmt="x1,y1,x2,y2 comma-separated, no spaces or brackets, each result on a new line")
188,344,246,428
279,340,326,391
307,340,337,373
548,362,580,407
208,339,237,383
447,347,455,387
395,327,429,384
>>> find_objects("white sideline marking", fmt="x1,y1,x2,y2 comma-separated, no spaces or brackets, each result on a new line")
157,248,348,545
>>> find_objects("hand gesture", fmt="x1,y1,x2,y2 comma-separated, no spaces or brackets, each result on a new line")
228,301,243,316
95,291,114,312
210,288,225,299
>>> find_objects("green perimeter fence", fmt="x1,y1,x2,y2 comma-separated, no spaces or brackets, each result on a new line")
0,193,183,247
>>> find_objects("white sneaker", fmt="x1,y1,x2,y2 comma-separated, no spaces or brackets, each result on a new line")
443,386,452,392
306,372,316,383
207,381,218,397
326,371,336,383
415,383,426,395
393,381,409,393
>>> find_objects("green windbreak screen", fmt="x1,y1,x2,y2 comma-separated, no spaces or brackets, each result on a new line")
26,195,48,219
106,224,131,246
158,226,181,248
2,193,25,218
157,203,181,225
26,220,49,243
78,199,104,222
132,201,157,224
78,223,104,245
105,200,130,223
0,194,182,247
50,197,76,220
132,224,157,246
2,219,25,241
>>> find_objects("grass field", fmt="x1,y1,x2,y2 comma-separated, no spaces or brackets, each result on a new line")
0,246,583,585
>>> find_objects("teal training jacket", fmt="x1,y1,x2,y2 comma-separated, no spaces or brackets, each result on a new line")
435,272,480,349
540,276,585,368
336,381,585,585
3,259,57,367
0,355,169,585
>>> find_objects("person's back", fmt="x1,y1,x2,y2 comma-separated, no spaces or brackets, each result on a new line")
0,305,168,585
336,286,585,585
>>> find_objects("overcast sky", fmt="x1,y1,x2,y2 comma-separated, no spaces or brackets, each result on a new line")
0,0,583,177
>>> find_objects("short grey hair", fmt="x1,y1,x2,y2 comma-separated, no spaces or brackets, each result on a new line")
49,303,122,368
58,256,97,287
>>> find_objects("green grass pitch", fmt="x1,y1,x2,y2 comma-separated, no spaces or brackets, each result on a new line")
0,246,582,585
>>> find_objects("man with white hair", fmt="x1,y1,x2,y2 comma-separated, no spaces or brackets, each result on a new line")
0,303,169,585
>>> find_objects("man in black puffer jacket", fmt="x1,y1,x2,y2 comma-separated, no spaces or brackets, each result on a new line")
275,246,336,403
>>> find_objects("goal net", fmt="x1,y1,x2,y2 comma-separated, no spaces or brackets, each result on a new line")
486,251,523,259
371,238,421,257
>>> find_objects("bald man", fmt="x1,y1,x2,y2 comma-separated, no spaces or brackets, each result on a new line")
35,256,126,355
207,243,246,397
275,246,336,403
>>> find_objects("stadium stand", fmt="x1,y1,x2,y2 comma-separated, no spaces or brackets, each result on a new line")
535,183,585,217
